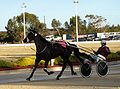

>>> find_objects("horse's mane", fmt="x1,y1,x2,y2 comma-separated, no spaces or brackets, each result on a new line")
30,27,50,44
37,33,50,44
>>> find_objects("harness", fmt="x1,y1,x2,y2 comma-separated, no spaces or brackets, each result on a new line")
51,40,67,48
30,45,47,54
30,40,67,54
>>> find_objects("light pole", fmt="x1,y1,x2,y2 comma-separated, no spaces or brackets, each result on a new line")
74,0,79,46
22,3,26,39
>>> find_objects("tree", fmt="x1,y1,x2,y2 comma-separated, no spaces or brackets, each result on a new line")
51,19,61,28
66,16,86,38
0,31,8,43
69,16,76,34
64,21,69,30
51,19,61,36
79,20,88,34
85,14,107,32
5,12,45,43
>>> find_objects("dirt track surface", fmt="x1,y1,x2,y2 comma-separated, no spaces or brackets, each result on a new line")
0,63,120,89
0,75,119,89
0,85,118,89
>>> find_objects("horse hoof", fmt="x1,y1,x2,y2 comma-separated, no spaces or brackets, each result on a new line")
48,71,54,75
26,78,31,81
72,72,77,75
56,77,60,80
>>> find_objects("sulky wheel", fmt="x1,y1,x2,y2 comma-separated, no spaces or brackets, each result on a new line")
96,61,108,77
80,63,92,78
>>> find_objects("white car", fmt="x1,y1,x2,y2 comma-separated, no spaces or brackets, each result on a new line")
45,35,62,41
45,35,54,41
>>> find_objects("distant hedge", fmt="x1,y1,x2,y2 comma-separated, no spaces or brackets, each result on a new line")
15,56,35,67
54,55,79,65
107,51,120,62
0,60,14,68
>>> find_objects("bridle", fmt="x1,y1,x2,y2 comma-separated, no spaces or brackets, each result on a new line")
28,31,47,54
30,44,47,54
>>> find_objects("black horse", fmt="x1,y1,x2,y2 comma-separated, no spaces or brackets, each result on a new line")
23,27,95,81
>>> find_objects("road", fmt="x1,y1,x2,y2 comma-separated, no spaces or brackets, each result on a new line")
0,63,120,89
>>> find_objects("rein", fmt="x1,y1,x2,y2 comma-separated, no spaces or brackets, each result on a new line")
67,44,94,55
67,44,106,60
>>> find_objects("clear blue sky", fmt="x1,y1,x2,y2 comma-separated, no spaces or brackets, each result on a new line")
0,0,120,31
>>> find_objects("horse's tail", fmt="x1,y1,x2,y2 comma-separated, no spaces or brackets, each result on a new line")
68,43,84,64
68,43,95,63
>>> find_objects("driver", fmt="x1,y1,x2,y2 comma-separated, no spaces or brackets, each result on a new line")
93,40,111,62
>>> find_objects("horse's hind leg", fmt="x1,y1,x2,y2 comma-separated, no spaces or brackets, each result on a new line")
56,60,67,80
26,59,39,81
67,60,77,75
43,60,54,75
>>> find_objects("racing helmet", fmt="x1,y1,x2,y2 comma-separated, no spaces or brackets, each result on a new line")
101,40,106,45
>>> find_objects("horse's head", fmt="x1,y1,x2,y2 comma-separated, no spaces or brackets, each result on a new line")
23,27,38,43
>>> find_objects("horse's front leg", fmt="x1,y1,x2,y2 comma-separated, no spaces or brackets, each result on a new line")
43,60,54,75
26,59,39,81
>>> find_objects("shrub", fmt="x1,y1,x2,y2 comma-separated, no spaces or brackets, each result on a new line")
16,56,47,67
39,60,45,65
116,51,120,55
54,56,63,65
0,60,14,68
69,55,78,62
16,56,35,67
54,55,78,65
107,52,120,62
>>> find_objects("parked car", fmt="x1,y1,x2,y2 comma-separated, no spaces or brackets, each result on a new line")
45,35,62,41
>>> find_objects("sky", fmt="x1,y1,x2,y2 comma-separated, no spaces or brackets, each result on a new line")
0,0,120,31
